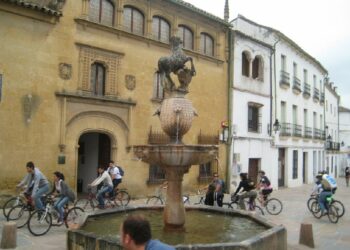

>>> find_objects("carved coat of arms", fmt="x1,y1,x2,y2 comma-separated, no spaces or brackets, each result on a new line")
59,63,72,80
125,75,136,90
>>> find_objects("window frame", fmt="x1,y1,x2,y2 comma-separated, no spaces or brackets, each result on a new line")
152,16,170,43
90,62,106,96
242,51,250,77
89,0,115,26
200,32,214,56
178,25,194,50
293,150,298,179
123,6,145,35
148,164,166,184
152,73,164,100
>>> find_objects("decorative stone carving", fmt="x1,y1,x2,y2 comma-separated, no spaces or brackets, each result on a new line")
48,0,66,10
125,75,136,90
59,63,72,80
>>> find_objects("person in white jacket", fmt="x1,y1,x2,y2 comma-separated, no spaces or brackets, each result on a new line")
88,165,113,208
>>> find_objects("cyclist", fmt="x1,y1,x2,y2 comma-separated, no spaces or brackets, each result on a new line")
88,165,113,209
51,171,76,224
345,166,350,187
232,173,257,210
16,161,50,211
315,173,334,216
257,170,272,205
107,160,122,195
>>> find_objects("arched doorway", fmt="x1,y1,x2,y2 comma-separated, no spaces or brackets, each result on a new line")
77,132,111,193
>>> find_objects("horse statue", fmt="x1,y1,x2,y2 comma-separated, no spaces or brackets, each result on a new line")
157,36,196,93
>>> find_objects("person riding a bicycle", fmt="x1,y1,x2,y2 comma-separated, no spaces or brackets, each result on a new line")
232,173,257,210
107,160,122,195
315,172,337,216
51,171,76,224
257,170,272,205
88,165,113,209
16,161,50,211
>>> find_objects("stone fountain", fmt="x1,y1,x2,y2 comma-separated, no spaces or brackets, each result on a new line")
133,36,218,229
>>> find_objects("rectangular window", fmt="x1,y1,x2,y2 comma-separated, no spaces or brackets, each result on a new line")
248,105,260,132
304,109,308,127
313,75,317,88
281,55,286,71
281,101,286,123
0,74,2,102
303,69,308,83
320,114,323,131
199,162,212,182
292,105,297,125
148,165,166,184
313,112,317,129
293,62,297,77
293,150,298,179
152,73,164,100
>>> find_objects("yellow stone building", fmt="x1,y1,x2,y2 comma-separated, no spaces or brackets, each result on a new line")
0,0,230,196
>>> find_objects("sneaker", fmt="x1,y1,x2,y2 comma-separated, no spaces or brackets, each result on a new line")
56,219,63,226
97,205,105,210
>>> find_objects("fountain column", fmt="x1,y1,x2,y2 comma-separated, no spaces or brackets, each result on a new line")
163,166,190,229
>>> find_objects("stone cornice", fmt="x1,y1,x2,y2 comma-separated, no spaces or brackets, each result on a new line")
55,91,137,106
233,30,273,50
0,0,62,16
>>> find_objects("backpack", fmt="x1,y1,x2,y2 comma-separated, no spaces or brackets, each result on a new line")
117,166,125,176
262,176,271,187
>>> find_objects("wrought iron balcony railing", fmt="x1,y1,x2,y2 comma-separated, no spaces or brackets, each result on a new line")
303,83,311,98
313,128,321,140
292,124,302,137
325,141,340,151
292,77,301,93
313,88,320,101
280,122,291,136
248,120,262,133
304,126,312,139
280,70,290,88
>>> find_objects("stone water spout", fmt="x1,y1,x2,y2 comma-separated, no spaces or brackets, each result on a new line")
133,36,218,229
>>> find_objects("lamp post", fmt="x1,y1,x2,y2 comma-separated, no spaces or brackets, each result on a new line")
273,119,281,133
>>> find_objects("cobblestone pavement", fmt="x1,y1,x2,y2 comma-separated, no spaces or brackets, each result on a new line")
0,179,349,249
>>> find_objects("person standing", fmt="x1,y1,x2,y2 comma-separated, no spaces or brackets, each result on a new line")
212,172,225,195
17,161,50,211
88,165,113,209
120,214,175,250
345,167,350,187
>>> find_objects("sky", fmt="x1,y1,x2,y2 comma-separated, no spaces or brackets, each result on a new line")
184,0,350,108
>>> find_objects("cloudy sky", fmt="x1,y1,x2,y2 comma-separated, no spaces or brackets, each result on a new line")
185,0,350,108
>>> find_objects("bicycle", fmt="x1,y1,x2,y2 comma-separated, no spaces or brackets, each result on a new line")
27,195,85,236
309,194,339,223
307,193,345,217
225,194,264,215
6,195,35,228
193,188,206,205
75,186,130,210
256,192,283,215
2,188,31,219
146,184,190,205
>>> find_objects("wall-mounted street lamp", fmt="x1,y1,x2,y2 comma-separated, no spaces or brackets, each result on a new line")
327,134,332,142
341,141,345,147
273,119,281,133
220,120,229,143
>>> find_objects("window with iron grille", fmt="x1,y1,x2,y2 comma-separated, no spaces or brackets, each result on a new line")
124,6,144,35
90,63,106,96
152,73,164,100
178,25,193,50
293,150,298,179
200,33,214,56
248,105,259,132
89,0,114,26
148,164,166,184
199,162,212,182
152,16,170,43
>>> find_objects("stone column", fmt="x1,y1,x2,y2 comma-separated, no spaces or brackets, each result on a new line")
163,166,190,229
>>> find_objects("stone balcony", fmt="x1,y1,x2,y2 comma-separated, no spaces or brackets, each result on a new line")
303,83,311,98
292,77,301,94
279,70,290,89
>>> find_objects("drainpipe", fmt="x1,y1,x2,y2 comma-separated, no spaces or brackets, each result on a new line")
272,39,280,125
226,29,234,193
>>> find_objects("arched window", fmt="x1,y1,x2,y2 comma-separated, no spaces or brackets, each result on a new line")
152,16,170,43
89,0,114,26
178,25,193,50
90,62,106,96
123,6,144,35
252,56,264,81
153,73,164,100
242,51,250,77
200,33,214,56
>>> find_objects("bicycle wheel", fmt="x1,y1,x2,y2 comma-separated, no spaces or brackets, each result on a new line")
114,191,130,206
3,197,24,219
146,196,163,205
65,207,85,229
28,210,52,236
75,198,97,211
252,205,265,216
265,198,283,215
310,201,322,218
7,205,31,228
194,197,204,205
327,205,339,224
307,197,317,212
331,200,345,218
183,195,190,204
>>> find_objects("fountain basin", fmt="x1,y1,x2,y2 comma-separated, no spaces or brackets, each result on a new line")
67,206,287,250
133,144,218,166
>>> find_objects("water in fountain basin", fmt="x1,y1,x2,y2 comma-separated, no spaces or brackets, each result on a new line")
81,210,267,245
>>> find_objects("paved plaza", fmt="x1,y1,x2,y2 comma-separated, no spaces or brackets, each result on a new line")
0,179,349,250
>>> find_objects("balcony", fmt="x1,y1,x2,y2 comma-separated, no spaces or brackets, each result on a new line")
292,124,302,137
280,123,291,136
292,77,302,94
325,141,340,151
303,83,311,98
279,70,290,89
313,128,321,140
320,130,325,140
320,92,325,104
248,120,262,133
304,126,312,139
313,88,320,102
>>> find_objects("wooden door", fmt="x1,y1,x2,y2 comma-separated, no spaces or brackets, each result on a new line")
98,133,111,169
248,159,260,184
278,149,285,187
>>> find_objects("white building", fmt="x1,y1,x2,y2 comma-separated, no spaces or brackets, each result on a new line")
229,28,277,189
324,82,341,176
230,15,327,188
338,106,350,176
